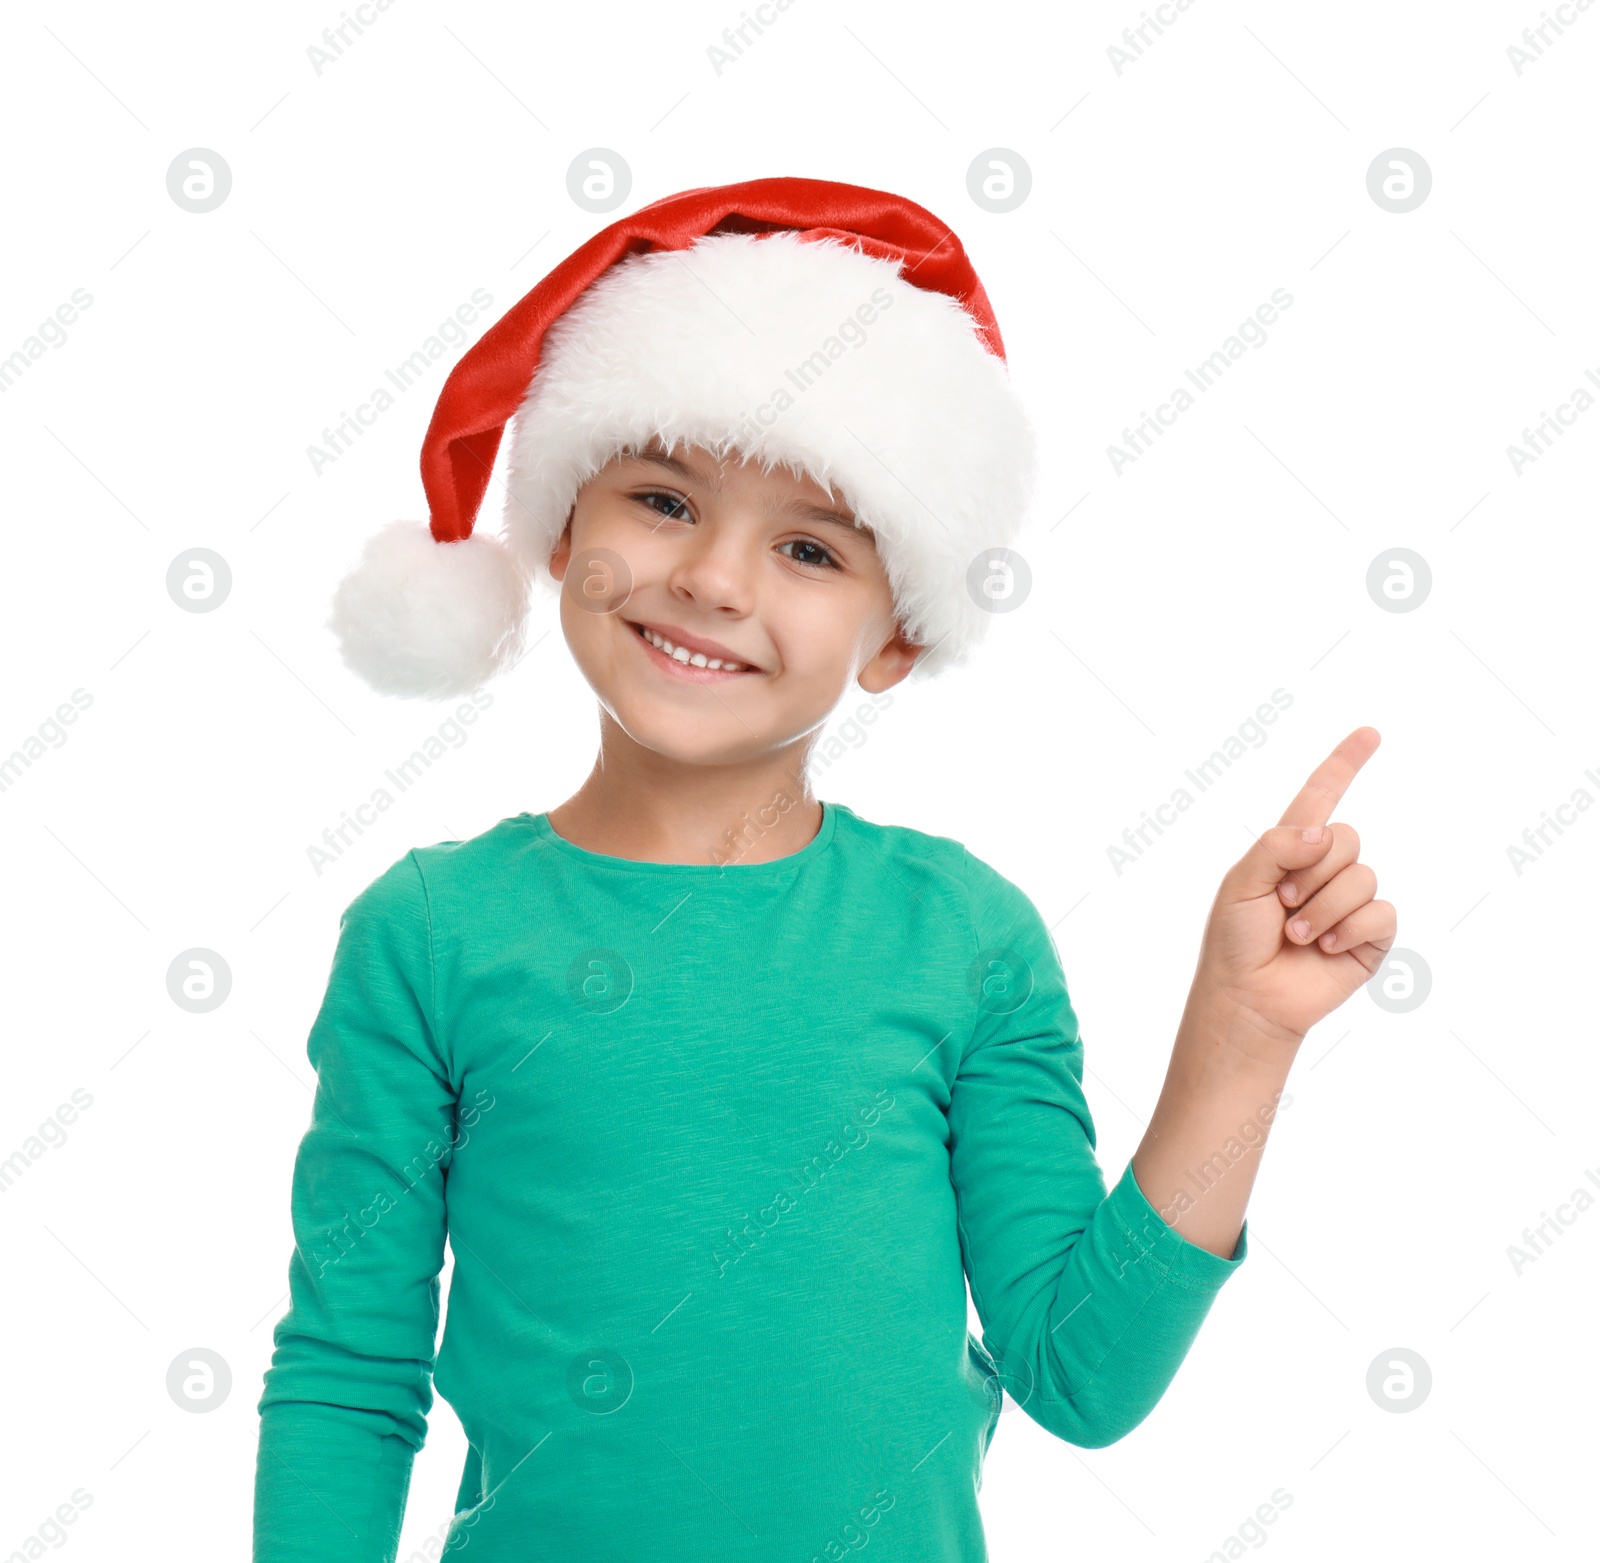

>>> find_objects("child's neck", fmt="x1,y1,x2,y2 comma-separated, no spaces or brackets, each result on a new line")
547,732,821,867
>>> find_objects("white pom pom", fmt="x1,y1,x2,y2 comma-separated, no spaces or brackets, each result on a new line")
327,519,532,699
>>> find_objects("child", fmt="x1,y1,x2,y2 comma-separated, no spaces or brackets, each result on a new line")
253,178,1394,1561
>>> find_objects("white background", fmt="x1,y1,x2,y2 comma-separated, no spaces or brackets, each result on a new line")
2,1,1595,1558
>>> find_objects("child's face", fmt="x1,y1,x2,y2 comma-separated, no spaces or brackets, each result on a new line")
549,439,920,765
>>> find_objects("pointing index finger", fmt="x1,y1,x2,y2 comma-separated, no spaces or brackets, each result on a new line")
1276,726,1381,830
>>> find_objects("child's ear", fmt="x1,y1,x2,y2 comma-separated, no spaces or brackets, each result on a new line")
548,511,575,581
858,621,922,694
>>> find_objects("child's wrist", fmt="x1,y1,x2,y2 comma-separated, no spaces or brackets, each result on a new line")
1178,979,1304,1077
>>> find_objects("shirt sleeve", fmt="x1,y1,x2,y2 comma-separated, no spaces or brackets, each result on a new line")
254,851,457,1561
948,846,1248,1450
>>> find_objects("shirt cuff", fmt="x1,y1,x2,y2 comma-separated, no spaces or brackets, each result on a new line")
1106,1157,1250,1291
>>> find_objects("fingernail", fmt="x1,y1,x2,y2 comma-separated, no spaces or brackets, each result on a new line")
1290,919,1311,940
1321,931,1338,950
1278,879,1299,906
1302,827,1325,844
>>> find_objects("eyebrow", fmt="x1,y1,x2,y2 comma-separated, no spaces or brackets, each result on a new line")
624,442,868,538
769,498,863,536
628,444,716,488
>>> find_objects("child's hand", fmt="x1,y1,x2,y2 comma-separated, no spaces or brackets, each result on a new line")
1190,726,1395,1058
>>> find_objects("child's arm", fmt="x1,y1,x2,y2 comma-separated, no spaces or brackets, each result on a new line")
1132,727,1393,1258
948,729,1390,1449
950,846,1247,1450
254,852,457,1562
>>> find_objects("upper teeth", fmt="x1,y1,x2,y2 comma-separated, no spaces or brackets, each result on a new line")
639,625,750,671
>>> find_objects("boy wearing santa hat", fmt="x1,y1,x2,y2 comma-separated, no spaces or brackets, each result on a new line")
254,177,1393,1560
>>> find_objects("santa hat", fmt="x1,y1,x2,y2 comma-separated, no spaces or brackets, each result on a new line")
327,176,1036,699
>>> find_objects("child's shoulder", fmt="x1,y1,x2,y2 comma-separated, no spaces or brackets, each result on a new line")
830,802,1036,919
341,813,534,916
406,812,530,873
829,799,964,870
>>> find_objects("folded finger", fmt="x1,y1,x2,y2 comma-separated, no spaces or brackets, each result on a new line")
1283,862,1379,946
1323,900,1397,959
1278,821,1359,909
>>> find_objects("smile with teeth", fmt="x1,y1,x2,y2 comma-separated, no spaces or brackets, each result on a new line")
632,622,757,673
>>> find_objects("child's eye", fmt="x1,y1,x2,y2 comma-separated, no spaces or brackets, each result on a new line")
631,491,838,571
779,538,840,572
633,489,692,522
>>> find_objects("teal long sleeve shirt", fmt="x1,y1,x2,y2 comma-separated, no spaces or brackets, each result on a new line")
253,800,1248,1560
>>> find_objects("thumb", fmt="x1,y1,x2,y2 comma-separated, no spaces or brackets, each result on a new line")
1220,825,1332,902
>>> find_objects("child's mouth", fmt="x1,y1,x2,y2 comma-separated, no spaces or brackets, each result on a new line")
627,620,763,681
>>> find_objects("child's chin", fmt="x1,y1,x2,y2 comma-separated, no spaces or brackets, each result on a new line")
611,700,765,763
